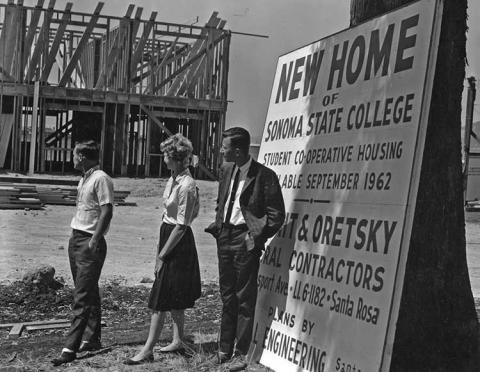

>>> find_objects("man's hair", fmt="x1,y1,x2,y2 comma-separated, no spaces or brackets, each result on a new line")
222,127,250,154
75,140,100,162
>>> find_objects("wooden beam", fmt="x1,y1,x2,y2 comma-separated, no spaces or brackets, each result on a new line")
145,37,179,93
22,0,45,68
94,29,120,89
140,104,215,180
166,13,220,95
130,6,143,42
130,11,157,75
178,23,226,97
0,2,18,77
0,319,69,329
58,2,104,87
0,114,15,167
123,3,135,18
184,56,206,97
150,110,203,120
0,66,16,81
25,0,56,81
0,83,226,111
94,5,134,89
158,32,229,93
55,51,77,88
28,81,40,175
40,2,72,82
140,104,172,136
45,102,103,112
144,38,179,93
50,18,108,29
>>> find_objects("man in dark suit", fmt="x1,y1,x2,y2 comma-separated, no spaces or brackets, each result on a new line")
206,127,285,370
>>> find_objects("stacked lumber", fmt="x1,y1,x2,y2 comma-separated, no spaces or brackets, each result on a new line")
0,186,43,209
36,186,77,206
0,183,136,209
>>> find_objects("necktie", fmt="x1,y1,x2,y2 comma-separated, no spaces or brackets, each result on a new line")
224,167,240,224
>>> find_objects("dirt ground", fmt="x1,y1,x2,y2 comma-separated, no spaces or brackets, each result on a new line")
0,177,220,287
1,174,479,371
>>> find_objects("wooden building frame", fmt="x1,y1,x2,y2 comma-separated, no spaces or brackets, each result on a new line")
0,0,231,179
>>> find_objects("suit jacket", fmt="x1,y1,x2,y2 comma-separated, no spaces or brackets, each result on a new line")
206,159,285,248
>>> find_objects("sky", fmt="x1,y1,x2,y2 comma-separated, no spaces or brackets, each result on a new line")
18,0,480,143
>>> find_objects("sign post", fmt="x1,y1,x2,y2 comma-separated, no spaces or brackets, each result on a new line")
250,1,443,371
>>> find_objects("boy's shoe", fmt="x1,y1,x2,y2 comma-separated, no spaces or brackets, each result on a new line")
78,340,102,353
51,351,76,366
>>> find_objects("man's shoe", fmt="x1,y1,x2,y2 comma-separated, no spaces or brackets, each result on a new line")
210,351,230,365
51,351,76,366
228,354,248,371
78,340,102,353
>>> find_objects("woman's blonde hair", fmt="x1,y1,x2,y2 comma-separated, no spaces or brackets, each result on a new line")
160,133,193,165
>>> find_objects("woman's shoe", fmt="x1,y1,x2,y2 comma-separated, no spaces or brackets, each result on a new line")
123,353,154,365
159,343,185,354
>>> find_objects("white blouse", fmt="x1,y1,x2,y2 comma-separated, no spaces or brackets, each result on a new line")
162,169,199,226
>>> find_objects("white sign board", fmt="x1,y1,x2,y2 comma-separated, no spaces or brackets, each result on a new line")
250,1,442,371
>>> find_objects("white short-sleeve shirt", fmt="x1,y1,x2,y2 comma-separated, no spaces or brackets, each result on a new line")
70,166,114,235
162,169,199,226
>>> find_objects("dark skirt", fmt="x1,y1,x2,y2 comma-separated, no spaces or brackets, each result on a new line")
148,223,201,311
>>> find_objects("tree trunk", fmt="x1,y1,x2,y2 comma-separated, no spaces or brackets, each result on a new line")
350,0,479,370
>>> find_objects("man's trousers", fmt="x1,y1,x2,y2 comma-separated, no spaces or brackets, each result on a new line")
65,229,106,352
217,225,261,356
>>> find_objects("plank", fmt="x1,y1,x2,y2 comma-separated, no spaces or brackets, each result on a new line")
130,11,157,74
40,2,73,82
0,319,69,329
140,104,172,136
26,0,56,81
130,6,144,43
166,13,220,95
94,6,134,89
146,36,179,94
0,2,20,77
26,323,71,331
0,114,15,167
58,2,104,87
158,32,229,93
4,319,106,338
8,324,24,338
22,0,45,68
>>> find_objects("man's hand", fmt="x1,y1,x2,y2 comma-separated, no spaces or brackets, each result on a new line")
245,232,255,251
154,257,164,277
89,236,99,250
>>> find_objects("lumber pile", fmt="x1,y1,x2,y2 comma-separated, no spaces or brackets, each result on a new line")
0,186,43,209
0,183,136,209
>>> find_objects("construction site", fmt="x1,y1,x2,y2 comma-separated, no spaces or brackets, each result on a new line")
0,0,231,180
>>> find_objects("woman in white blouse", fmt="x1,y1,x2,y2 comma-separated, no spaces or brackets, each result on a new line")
125,133,201,365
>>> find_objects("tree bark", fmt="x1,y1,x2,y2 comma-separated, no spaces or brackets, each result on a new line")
350,0,479,370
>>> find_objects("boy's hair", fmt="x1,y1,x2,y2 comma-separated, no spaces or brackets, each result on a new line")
222,127,250,154
75,140,100,162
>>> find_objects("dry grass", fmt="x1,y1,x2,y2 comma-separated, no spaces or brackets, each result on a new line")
0,279,271,372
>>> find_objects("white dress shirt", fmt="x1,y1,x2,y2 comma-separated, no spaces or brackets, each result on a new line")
224,157,252,225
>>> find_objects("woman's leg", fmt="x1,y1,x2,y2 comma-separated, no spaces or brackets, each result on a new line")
130,311,166,360
160,309,185,351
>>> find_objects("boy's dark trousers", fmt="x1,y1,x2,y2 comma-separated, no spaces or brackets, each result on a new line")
64,229,106,352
